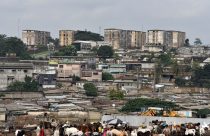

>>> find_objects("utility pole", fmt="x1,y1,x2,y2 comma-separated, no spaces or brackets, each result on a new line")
137,65,141,93
153,63,156,92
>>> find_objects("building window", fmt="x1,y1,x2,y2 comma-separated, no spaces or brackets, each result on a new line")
59,65,63,68
12,70,16,73
93,72,98,75
7,76,15,81
24,70,28,73
82,71,92,77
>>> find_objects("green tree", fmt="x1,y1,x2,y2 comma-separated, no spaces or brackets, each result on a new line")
75,31,103,41
102,72,114,81
0,93,5,98
91,46,98,54
109,89,124,100
24,76,39,91
191,64,210,88
97,45,114,59
83,83,98,96
54,45,77,56
194,38,202,45
196,108,210,118
184,39,190,46
7,76,39,91
48,37,59,48
71,75,81,85
158,53,173,66
172,60,179,76
120,98,177,112
7,81,25,91
175,77,187,87
0,35,32,59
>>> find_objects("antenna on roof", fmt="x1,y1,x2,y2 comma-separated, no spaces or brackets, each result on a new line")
17,18,20,38
99,26,101,35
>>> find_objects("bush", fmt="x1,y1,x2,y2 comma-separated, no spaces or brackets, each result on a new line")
120,98,177,112
7,76,39,91
109,89,124,100
102,72,114,81
175,77,187,87
97,46,114,59
196,108,210,118
83,83,98,96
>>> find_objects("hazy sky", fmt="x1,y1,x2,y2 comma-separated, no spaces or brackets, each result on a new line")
1,0,210,44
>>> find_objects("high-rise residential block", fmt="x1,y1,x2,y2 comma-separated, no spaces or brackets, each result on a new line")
131,31,146,49
59,30,75,46
104,28,146,50
147,30,185,48
22,30,50,46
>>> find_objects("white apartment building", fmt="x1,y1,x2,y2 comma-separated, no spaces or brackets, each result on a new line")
147,30,185,48
104,28,146,50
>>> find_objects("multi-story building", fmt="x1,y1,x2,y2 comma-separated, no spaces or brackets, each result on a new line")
147,30,166,45
131,31,146,49
56,63,82,79
147,30,185,48
104,29,122,49
81,70,102,82
0,62,34,90
104,28,146,50
167,31,186,48
22,30,50,46
59,30,75,46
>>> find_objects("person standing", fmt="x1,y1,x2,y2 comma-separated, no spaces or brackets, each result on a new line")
39,125,45,136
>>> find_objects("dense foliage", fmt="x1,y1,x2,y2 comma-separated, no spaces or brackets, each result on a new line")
0,34,31,59
184,39,190,46
71,75,81,85
175,77,187,87
83,83,98,96
97,45,114,59
54,45,77,56
75,31,103,41
109,89,124,100
0,93,5,97
196,108,210,118
158,53,173,66
194,38,202,45
7,76,39,91
120,98,177,112
191,64,210,88
102,72,114,81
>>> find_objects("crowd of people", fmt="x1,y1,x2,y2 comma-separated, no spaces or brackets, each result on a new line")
14,119,210,136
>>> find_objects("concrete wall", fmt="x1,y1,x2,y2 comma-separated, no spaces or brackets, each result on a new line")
88,111,101,122
2,92,43,99
0,114,5,122
165,87,210,94
57,63,81,78
0,69,33,90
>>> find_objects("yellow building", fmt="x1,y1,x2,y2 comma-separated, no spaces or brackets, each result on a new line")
59,30,75,46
